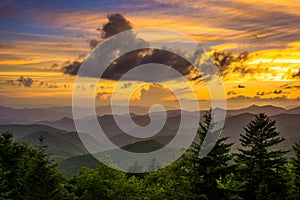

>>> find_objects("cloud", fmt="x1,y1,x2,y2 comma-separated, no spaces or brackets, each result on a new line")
227,90,237,95
228,94,295,101
88,39,99,49
280,83,300,89
279,83,290,88
96,92,112,99
228,95,253,100
196,0,300,44
133,84,177,106
48,84,59,89
255,89,284,96
17,76,33,87
100,48,199,81
62,13,136,78
61,52,87,75
292,69,300,78
62,13,202,82
101,13,132,39
273,90,282,94
237,84,245,88
51,63,59,68
211,51,249,76
62,61,81,75
121,82,132,89
5,80,14,86
256,91,265,96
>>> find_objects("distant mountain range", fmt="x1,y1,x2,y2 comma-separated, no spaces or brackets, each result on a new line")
58,140,168,177
0,105,175,123
1,104,300,126
0,124,64,139
0,104,299,176
17,131,89,162
1,104,300,151
222,113,300,152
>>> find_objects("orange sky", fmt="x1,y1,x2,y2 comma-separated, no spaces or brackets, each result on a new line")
0,0,299,109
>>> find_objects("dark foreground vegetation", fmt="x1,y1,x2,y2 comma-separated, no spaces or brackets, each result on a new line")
1,111,300,200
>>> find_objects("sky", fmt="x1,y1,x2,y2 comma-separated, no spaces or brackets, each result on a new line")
0,0,300,109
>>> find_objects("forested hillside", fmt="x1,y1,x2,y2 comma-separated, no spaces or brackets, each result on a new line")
1,112,300,199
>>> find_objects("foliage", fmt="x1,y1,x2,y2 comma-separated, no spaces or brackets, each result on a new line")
290,141,300,199
0,131,65,199
1,112,300,200
236,113,289,200
184,110,235,199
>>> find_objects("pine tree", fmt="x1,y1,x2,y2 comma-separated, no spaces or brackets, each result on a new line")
292,141,300,199
236,113,288,200
186,110,234,199
0,131,64,199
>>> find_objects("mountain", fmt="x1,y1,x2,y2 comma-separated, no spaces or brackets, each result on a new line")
0,105,176,123
283,107,300,115
2,104,299,174
222,113,300,152
226,105,286,117
58,140,175,177
272,113,300,128
58,154,98,178
17,131,89,162
222,113,255,148
0,124,65,139
37,117,76,132
0,106,73,122
122,140,164,153
0,118,33,125
95,105,177,115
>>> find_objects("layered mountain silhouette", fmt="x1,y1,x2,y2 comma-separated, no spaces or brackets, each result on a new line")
1,104,299,176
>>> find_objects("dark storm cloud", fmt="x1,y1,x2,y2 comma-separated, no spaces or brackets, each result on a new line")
17,76,33,87
62,61,81,75
62,13,202,82
62,13,133,78
100,48,196,81
211,51,249,76
101,13,132,39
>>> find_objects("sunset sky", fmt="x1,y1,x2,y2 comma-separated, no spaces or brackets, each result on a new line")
0,0,300,109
